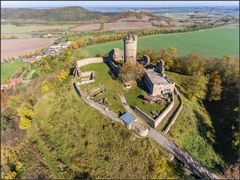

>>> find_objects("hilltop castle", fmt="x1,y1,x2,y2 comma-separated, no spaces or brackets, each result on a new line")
109,34,175,96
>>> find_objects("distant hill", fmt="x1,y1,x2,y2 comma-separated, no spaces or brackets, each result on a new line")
1,7,174,26
1,6,113,22
110,11,172,22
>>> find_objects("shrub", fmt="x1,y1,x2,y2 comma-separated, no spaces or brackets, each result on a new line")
17,102,34,130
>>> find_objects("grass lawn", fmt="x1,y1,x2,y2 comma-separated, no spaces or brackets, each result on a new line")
75,26,239,57
79,62,126,115
124,84,167,119
1,61,28,83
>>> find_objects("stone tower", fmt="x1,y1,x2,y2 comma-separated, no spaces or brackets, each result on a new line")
123,34,137,62
155,59,165,76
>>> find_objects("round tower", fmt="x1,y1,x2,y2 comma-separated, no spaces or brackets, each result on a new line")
123,34,137,62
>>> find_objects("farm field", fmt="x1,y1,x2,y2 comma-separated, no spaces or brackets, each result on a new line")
102,21,155,31
1,24,74,38
1,38,55,61
1,61,28,82
70,23,101,32
76,26,239,57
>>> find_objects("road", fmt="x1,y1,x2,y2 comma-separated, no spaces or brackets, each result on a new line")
148,128,221,179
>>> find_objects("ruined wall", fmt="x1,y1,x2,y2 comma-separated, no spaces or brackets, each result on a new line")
107,60,120,76
76,57,104,68
74,82,123,124
143,73,153,94
123,34,137,62
108,48,124,61
134,106,155,128
164,88,183,134
155,59,165,75
134,95,175,128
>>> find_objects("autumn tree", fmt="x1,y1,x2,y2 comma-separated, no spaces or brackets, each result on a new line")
70,41,78,49
184,72,209,100
159,47,178,70
208,71,222,101
119,61,145,83
215,55,239,82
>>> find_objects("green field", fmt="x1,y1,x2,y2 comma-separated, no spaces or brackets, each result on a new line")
1,61,28,83
76,26,239,57
1,24,74,38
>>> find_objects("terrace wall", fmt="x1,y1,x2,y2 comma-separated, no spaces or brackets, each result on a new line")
107,60,120,76
134,106,155,127
164,88,183,134
76,57,104,68
73,82,123,125
134,95,175,128
154,95,174,128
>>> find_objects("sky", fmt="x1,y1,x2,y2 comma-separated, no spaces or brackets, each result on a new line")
1,1,239,8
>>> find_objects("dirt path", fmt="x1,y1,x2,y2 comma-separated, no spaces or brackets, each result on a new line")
26,69,36,80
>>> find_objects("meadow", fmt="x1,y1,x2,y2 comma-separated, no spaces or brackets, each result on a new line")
76,26,239,57
30,79,185,179
1,61,28,82
1,24,74,38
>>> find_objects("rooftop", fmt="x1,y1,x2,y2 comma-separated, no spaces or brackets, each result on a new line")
145,70,171,85
120,112,136,124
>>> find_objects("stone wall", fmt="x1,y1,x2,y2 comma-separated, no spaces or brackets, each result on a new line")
73,82,123,124
164,88,183,134
134,95,175,128
154,95,175,128
76,57,104,68
107,60,120,76
108,48,124,61
134,106,155,127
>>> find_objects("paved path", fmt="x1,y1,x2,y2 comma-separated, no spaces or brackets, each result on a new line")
148,128,221,179
119,95,135,114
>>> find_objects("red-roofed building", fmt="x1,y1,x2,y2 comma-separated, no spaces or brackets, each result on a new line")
8,78,23,87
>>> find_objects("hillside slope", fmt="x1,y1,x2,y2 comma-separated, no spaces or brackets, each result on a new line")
166,72,223,170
